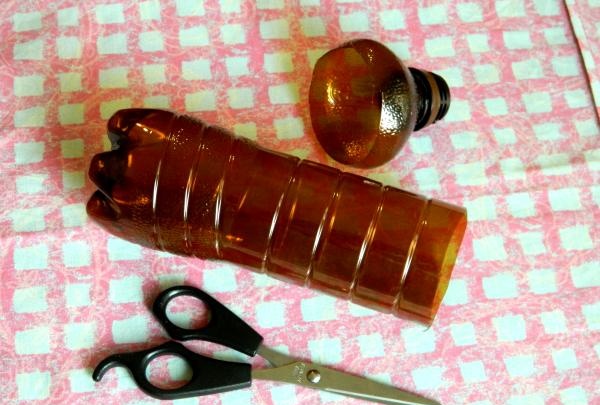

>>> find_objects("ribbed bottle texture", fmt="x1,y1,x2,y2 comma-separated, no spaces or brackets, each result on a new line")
88,109,467,324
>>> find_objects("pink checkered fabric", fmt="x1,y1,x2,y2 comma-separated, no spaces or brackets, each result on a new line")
1,1,599,404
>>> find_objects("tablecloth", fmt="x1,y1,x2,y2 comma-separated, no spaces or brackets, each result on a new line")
1,1,599,404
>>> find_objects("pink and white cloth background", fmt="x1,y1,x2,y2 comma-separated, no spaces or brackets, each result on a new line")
1,1,599,404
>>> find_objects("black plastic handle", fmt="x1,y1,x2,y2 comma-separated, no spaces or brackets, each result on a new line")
153,286,263,357
93,341,252,399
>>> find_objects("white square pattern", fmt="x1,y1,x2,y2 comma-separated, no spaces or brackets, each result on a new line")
95,4,125,24
16,173,47,194
13,12,42,32
301,296,336,322
112,316,149,344
410,136,433,154
176,0,205,16
528,269,557,294
483,273,518,299
221,24,246,44
418,5,448,25
260,19,290,39
109,276,143,303
139,0,161,21
13,286,47,313
97,34,128,54
493,314,526,342
16,327,50,354
460,361,487,383
66,283,91,307
473,235,507,261
534,122,562,141
14,39,44,60
256,301,286,328
69,369,95,393
451,322,477,346
458,3,483,22
182,59,212,80
357,334,385,358
62,241,91,267
58,72,82,92
444,279,469,305
339,13,369,32
11,207,46,232
402,327,436,353
571,262,600,288
14,75,44,96
17,371,51,400
274,117,304,139
517,232,547,256
139,31,164,52
308,337,342,365
57,8,79,26
499,153,524,176
65,322,96,350
504,354,536,377
541,310,568,334
269,83,299,104
380,10,405,30
14,107,46,128
14,244,48,270
464,196,496,221
412,366,444,390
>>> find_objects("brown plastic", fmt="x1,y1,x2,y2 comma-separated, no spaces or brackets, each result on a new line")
87,109,467,324
309,39,451,168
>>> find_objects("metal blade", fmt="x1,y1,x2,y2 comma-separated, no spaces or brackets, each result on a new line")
256,344,297,368
252,361,440,405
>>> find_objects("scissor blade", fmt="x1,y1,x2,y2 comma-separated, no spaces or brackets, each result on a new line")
256,344,297,368
252,362,440,405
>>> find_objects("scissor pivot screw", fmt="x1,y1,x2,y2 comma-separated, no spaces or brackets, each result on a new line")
306,369,321,384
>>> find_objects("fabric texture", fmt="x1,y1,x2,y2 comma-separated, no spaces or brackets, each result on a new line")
1,1,599,404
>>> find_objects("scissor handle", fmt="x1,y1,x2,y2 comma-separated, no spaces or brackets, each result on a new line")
153,285,263,357
93,341,252,400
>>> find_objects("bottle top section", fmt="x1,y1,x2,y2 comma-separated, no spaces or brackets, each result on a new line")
309,39,417,168
309,39,451,168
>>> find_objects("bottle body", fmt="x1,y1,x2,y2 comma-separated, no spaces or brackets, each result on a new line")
88,109,467,324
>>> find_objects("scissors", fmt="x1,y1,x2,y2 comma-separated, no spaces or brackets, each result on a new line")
93,285,440,405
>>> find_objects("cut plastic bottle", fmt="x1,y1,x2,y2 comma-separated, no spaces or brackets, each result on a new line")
87,109,467,324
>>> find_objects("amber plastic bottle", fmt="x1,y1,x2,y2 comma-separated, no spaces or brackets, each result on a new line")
309,39,451,168
88,109,467,324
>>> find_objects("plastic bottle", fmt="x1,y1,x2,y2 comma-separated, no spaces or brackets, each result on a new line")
309,39,451,168
88,109,467,324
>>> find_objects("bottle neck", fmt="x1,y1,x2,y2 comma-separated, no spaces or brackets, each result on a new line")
409,68,451,132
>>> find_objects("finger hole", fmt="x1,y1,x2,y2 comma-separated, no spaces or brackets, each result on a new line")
145,354,193,390
166,294,211,330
